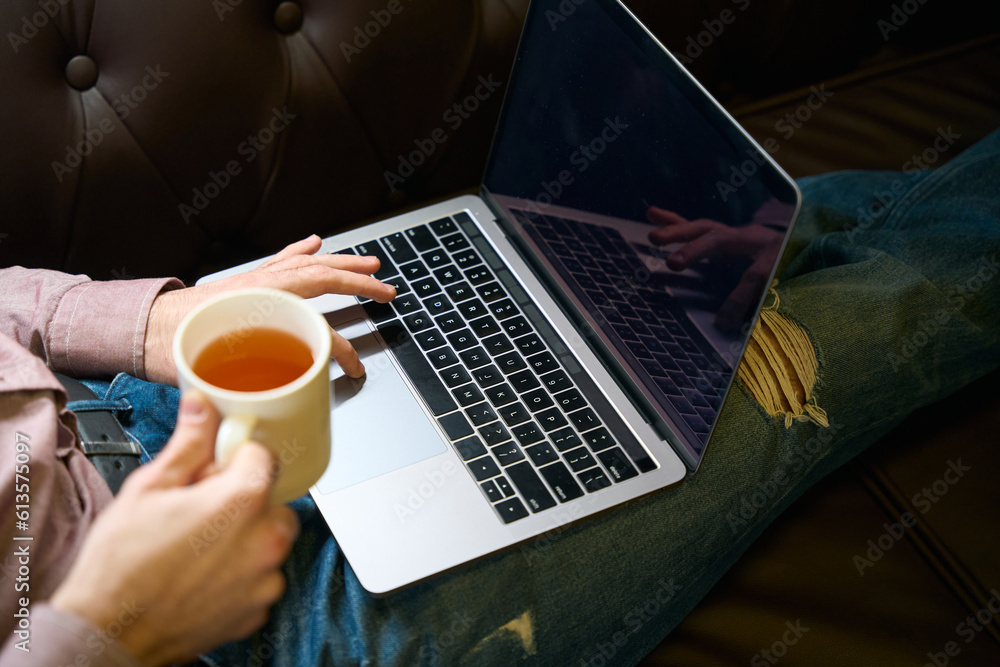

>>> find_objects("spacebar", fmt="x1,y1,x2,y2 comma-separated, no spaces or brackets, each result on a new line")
376,321,457,416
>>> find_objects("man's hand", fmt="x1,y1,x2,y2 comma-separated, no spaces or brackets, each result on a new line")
50,392,299,667
144,235,396,385
647,207,782,330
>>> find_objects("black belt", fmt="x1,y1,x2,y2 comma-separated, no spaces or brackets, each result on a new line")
54,372,142,495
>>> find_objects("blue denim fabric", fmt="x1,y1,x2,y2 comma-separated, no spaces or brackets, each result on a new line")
81,375,180,464
90,129,1000,666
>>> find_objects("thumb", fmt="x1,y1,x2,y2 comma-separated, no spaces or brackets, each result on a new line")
144,391,219,489
216,440,279,506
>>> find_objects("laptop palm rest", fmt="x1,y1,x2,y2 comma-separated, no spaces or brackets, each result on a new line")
314,318,447,495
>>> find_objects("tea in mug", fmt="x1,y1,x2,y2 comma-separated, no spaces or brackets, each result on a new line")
192,328,313,392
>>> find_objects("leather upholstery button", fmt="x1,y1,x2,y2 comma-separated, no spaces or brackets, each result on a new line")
65,55,98,90
274,2,303,33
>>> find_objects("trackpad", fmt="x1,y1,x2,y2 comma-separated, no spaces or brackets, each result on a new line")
314,319,447,494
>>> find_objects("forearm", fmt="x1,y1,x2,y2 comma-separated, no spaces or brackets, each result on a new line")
0,604,141,667
0,267,182,379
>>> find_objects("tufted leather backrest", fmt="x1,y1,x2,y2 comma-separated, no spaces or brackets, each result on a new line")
1,0,528,280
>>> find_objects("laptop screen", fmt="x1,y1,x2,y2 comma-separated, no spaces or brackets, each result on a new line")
482,0,799,466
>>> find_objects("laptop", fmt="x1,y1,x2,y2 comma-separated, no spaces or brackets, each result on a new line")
201,0,801,594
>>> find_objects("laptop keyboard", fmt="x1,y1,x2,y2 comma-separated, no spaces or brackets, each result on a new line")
522,213,728,443
335,212,655,525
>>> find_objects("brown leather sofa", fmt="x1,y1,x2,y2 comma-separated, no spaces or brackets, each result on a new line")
2,1,998,664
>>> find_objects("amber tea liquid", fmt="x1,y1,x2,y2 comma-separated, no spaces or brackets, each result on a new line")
192,328,313,392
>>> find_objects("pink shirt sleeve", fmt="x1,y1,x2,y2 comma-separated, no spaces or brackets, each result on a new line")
0,266,183,380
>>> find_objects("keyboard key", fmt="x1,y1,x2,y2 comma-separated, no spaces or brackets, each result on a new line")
479,422,511,446
512,422,544,447
411,276,441,298
583,427,615,452
498,403,531,427
422,249,450,269
465,266,492,285
446,281,476,302
469,315,501,338
377,323,456,416
467,455,500,481
495,497,529,523
441,233,469,252
453,384,484,407
438,412,473,440
446,329,477,351
433,265,462,285
516,334,545,356
495,351,527,374
391,293,422,315
507,462,556,512
380,232,417,263
554,388,586,413
578,468,612,492
476,282,505,303
489,299,519,320
405,226,439,252
535,407,568,432
355,241,396,280
440,366,472,388
503,316,532,338
434,312,464,333
568,408,600,431
414,328,446,351
526,441,558,465
452,249,481,269
430,217,457,236
563,446,596,471
491,441,525,466
522,388,554,412
472,365,504,388
466,402,497,426
485,383,517,407
481,479,502,502
550,427,582,452
457,299,488,321
483,334,514,356
428,347,459,369
423,295,452,316
403,312,433,333
542,371,573,394
527,351,559,375
508,370,540,393
539,462,584,502
454,436,486,460
496,475,514,497
399,260,429,281
597,448,639,482
459,347,490,369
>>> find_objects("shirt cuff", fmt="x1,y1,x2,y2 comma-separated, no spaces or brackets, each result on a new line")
1,603,142,667
47,278,183,381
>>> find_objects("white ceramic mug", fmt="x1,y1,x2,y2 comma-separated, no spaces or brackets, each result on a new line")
173,288,332,504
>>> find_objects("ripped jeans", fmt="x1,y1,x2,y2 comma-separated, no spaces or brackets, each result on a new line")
83,129,1000,666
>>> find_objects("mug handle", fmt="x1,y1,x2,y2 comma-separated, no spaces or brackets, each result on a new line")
216,414,259,467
